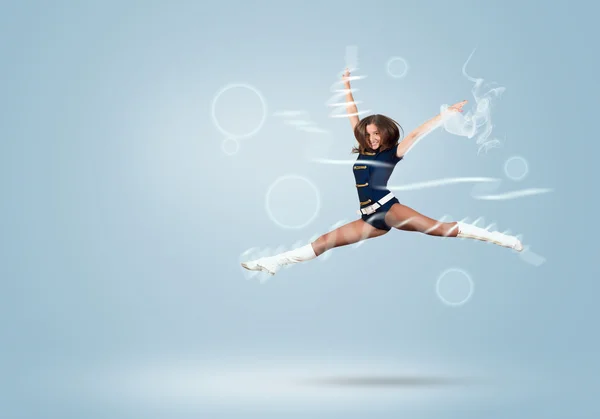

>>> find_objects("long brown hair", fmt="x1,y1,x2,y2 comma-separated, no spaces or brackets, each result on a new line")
351,114,404,154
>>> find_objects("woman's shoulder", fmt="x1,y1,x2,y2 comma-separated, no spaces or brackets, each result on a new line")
377,143,402,163
379,142,399,155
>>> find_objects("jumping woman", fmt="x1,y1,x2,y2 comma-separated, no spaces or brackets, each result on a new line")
242,69,523,276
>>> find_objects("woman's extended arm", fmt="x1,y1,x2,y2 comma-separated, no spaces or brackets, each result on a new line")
396,100,468,158
342,68,360,131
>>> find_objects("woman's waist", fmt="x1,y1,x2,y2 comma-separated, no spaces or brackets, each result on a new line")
357,188,393,207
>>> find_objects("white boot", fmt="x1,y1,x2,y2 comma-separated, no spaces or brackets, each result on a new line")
457,222,523,252
241,244,317,276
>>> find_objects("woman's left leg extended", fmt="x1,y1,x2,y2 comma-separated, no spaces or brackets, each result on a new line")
384,203,458,237
242,219,388,276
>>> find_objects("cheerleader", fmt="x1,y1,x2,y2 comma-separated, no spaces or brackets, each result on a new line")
242,69,522,275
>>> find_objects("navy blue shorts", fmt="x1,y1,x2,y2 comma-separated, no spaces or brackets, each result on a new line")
360,197,399,231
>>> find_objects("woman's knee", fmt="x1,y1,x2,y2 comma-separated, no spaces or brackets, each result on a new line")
313,230,346,255
312,221,378,255
312,234,331,255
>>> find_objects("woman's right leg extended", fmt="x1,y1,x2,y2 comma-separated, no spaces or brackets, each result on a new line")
383,203,523,251
384,203,458,237
311,218,389,256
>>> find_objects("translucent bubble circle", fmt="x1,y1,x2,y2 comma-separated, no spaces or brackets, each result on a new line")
386,57,409,79
504,156,529,181
265,175,321,230
211,83,267,139
436,268,474,307
221,138,240,155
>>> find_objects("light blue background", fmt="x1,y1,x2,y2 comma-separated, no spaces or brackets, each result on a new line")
1,1,598,418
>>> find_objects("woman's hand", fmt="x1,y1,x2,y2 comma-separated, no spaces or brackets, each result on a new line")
342,68,351,87
341,68,359,129
448,100,468,113
396,100,468,158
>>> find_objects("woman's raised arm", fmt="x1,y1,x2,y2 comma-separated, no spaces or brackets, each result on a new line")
396,100,468,158
342,68,360,131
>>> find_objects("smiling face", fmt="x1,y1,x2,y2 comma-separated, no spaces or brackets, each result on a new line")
352,114,403,155
366,124,381,150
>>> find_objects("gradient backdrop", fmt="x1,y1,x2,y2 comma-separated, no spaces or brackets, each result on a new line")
1,1,598,418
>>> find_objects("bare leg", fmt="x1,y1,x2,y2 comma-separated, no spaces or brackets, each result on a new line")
383,203,523,250
311,219,389,256
384,203,458,237
242,219,388,275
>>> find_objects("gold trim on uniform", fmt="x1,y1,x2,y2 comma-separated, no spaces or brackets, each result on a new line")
362,151,376,156
356,182,368,188
353,165,367,170
360,199,372,206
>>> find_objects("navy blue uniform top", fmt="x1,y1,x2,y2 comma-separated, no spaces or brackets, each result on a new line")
352,143,403,208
